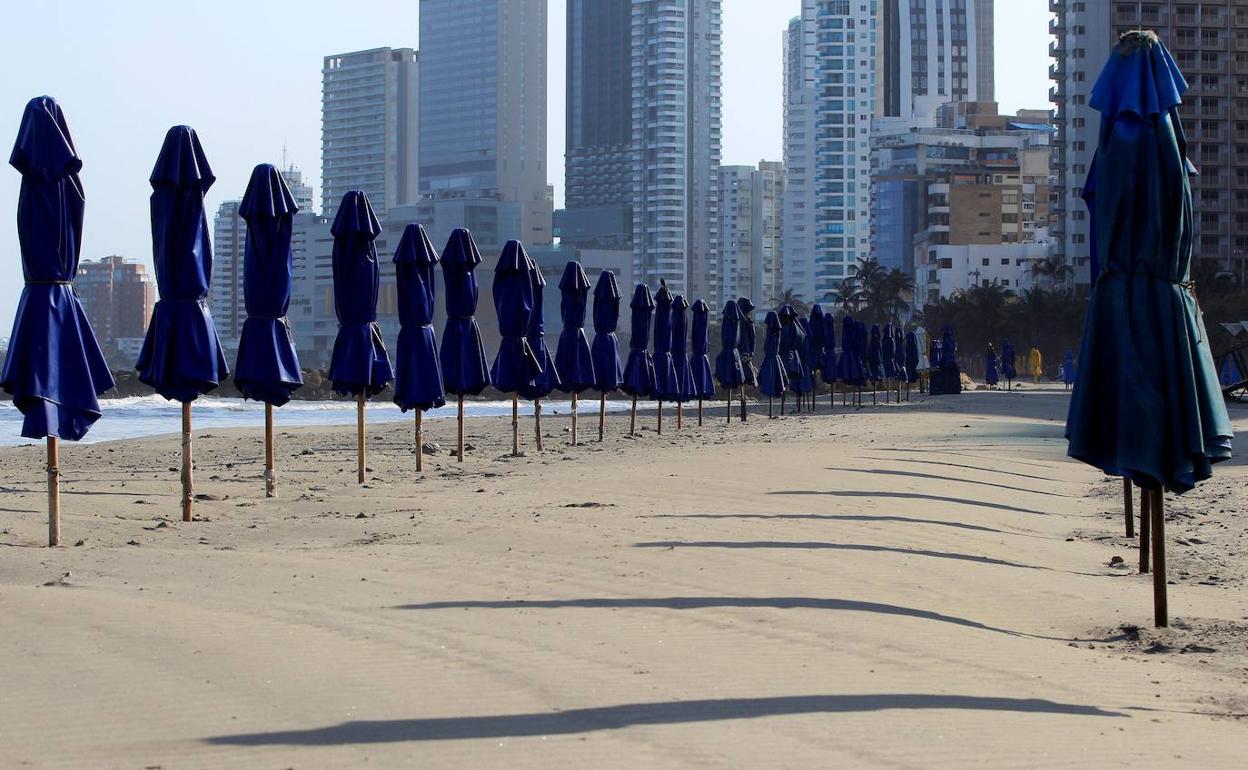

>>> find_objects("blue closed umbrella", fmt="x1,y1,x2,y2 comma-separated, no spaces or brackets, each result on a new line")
392,224,444,471
1062,350,1076,387
808,305,826,382
893,326,909,387
556,261,595,445
651,284,679,417
518,254,561,448
736,297,758,387
795,315,815,401
985,346,1000,387
904,331,921,385
881,323,898,381
866,324,885,386
137,126,229,521
822,312,838,388
491,240,540,455
689,299,715,421
836,316,864,391
930,325,962,396
778,306,807,408
1001,337,1018,385
715,300,745,422
2,96,114,544
590,270,623,440
235,163,302,496
440,228,491,461
621,284,655,434
670,295,697,427
756,310,788,412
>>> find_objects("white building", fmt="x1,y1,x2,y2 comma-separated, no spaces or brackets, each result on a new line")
917,241,1050,303
780,3,819,302
719,161,785,308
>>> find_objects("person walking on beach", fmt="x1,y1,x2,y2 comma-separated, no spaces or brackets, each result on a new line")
1029,346,1043,384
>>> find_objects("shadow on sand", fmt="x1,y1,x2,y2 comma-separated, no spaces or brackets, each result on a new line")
632,540,1044,570
642,513,1044,538
204,693,1124,746
836,468,1075,498
767,490,1055,516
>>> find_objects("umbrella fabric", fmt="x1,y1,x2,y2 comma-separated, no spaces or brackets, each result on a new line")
1062,350,1076,385
689,299,715,398
866,324,885,383
650,284,679,400
808,305,826,378
881,322,898,380
985,347,1000,386
821,312,838,385
489,240,540,394
555,261,595,394
326,191,392,397
621,284,655,397
669,294,696,403
1002,338,1018,380
439,228,491,396
518,257,561,400
591,270,623,393
392,224,445,412
756,311,788,398
904,331,920,384
233,163,302,406
795,316,815,394
892,326,908,383
2,96,113,439
930,325,962,395
836,316,864,386
736,297,758,386
136,125,228,403
778,305,808,393
714,300,744,389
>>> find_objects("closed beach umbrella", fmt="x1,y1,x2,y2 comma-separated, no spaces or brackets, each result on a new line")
882,322,898,401
689,299,715,425
1,96,114,545
736,297,758,388
904,330,920,387
866,324,884,404
392,224,444,471
715,300,745,422
836,316,864,404
328,190,393,484
757,310,788,416
518,255,561,448
440,228,491,461
590,270,623,440
621,284,655,435
1062,350,1076,387
650,283,679,433
985,345,1000,388
1066,31,1233,626
822,312,838,407
778,305,807,414
235,163,302,496
555,260,595,445
136,126,229,522
490,240,539,456
795,314,815,406
1002,337,1018,386
892,325,909,396
670,294,696,428
931,325,962,395
808,305,826,380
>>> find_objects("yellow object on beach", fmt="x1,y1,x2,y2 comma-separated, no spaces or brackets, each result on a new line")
1029,347,1043,382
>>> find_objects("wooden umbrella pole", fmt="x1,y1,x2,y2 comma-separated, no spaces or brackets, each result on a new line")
572,392,579,446
739,388,747,422
457,395,465,462
356,393,366,484
511,395,519,456
415,410,424,472
1151,489,1168,627
264,402,275,498
780,394,786,416
657,401,663,435
727,389,732,424
599,393,606,442
698,398,703,426
768,397,774,419
1122,479,1135,538
534,399,543,451
181,402,193,522
630,396,637,435
47,437,60,547
677,402,683,430
1139,488,1151,574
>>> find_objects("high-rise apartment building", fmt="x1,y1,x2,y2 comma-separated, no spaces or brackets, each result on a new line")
781,3,819,302
561,0,722,301
1052,1,1248,284
321,47,419,218
719,161,786,309
75,256,154,367
211,200,246,352
419,0,553,244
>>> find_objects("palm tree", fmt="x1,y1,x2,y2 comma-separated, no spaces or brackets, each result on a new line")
882,268,916,323
769,287,811,316
1028,255,1075,289
829,276,864,315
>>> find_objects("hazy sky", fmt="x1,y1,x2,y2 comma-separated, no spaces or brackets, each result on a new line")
0,0,1051,326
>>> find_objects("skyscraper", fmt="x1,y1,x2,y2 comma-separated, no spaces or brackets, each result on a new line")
781,3,818,301
211,200,245,352
719,162,785,309
562,0,722,301
75,256,154,367
419,0,553,244
321,47,419,217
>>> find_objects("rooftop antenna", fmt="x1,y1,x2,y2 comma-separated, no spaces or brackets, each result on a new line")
282,141,288,171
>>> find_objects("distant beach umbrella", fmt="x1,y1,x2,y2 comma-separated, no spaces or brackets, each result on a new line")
136,126,229,522
327,190,393,484
590,270,623,440
715,300,745,422
985,345,1000,388
1066,31,1233,627
518,254,561,449
795,314,816,406
736,297,758,390
882,322,898,401
865,323,884,405
439,228,491,461
669,294,696,428
808,305,826,380
1,96,114,545
689,299,715,425
1001,337,1018,388
1062,350,1076,388
490,240,539,455
821,312,838,407
778,305,808,414
836,316,865,405
392,224,444,471
756,310,788,416
235,163,302,496
621,284,656,435
650,283,679,433
930,325,962,396
892,325,909,399
904,330,921,388
555,261,595,445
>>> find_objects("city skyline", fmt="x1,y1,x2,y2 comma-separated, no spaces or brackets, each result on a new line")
0,0,1051,324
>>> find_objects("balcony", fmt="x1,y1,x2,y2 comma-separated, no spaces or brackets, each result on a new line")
1049,17,1064,36
1048,0,1064,11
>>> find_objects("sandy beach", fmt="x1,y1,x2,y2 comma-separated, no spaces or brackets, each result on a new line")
1,386,1245,768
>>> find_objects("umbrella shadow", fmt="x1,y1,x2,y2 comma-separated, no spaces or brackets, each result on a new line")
867,449,1066,477
767,490,1054,516
835,468,1075,498
633,540,1045,570
643,513,1043,538
204,693,1123,746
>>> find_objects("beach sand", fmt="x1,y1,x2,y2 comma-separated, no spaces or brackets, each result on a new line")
1,386,1246,768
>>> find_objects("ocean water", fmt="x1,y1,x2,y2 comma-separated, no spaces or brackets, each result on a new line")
0,395,636,447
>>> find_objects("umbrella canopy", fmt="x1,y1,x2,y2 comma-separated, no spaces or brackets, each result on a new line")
778,305,808,393
233,163,302,406
591,270,623,393
518,257,560,400
714,300,745,389
489,240,540,394
736,297,758,386
555,261,595,394
689,299,715,399
651,284,679,400
621,284,655,397
985,346,1000,386
1062,350,1076,385
756,310,788,398
795,315,815,394
392,224,445,412
135,125,228,402
669,294,696,403
821,312,838,385
326,191,392,397
836,316,864,386
1001,337,1018,380
892,325,908,383
1067,30,1232,493
808,305,826,379
941,326,959,370
866,324,885,383
2,96,114,439
904,331,920,384
439,228,491,396
881,322,898,380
